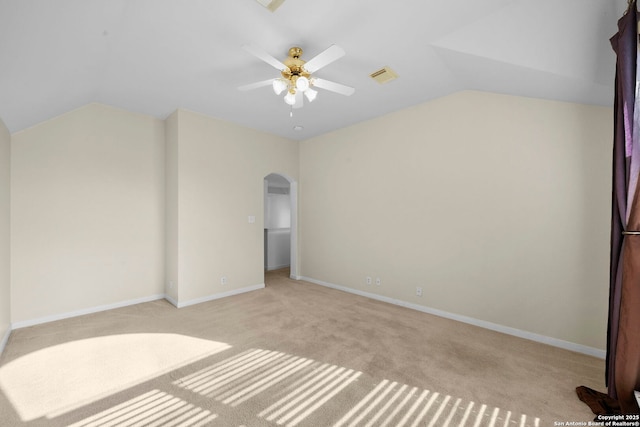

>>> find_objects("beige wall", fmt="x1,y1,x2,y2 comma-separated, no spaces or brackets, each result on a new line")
3,92,612,352
0,118,10,343
170,110,298,304
11,104,165,323
299,91,611,350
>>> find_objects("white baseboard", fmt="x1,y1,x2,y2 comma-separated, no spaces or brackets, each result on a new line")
6,277,603,359
266,264,290,271
173,284,265,308
0,325,11,357
10,285,266,331
300,276,606,359
164,294,179,308
11,294,166,329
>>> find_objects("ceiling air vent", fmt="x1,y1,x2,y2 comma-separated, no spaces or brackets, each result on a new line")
370,66,398,84
255,0,285,12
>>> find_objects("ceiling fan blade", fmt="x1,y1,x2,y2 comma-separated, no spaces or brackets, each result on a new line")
238,78,276,91
311,78,355,96
304,45,345,73
293,91,304,109
242,44,289,72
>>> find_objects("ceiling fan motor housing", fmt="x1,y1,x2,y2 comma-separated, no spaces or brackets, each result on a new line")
282,47,311,80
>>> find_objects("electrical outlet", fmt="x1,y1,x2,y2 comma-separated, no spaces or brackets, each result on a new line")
168,281,174,289
375,277,381,286
366,276,372,285
221,276,228,285
416,286,423,297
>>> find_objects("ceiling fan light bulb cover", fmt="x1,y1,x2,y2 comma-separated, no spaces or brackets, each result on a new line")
272,78,287,95
284,91,296,105
304,88,318,102
296,76,310,92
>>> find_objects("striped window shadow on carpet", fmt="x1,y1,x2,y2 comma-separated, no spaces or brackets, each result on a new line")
257,363,362,426
333,379,540,427
173,349,319,404
172,348,540,427
173,348,362,425
66,389,217,427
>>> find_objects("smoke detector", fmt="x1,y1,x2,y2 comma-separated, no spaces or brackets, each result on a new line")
255,0,286,12
370,66,398,84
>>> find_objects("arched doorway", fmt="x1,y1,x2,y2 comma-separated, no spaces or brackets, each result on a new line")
263,173,298,279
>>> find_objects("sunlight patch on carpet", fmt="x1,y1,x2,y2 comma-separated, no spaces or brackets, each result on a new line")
174,349,319,406
334,379,541,427
174,348,363,425
258,363,361,426
173,348,539,427
0,333,230,421
67,389,217,427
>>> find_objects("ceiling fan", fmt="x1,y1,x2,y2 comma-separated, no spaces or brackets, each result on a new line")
238,44,355,112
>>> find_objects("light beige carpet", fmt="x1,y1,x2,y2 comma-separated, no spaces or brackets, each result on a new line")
0,269,604,426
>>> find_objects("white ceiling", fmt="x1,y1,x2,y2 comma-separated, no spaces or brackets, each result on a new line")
0,0,628,141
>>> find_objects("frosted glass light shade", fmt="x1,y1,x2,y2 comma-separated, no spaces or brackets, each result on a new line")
284,91,296,105
304,88,318,102
272,79,288,95
296,76,310,92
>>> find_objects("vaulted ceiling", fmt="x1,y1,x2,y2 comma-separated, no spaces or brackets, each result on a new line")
0,0,628,140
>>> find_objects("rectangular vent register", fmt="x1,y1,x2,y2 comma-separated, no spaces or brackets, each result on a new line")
370,66,399,84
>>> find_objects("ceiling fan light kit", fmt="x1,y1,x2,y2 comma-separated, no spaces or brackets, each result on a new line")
239,44,355,113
